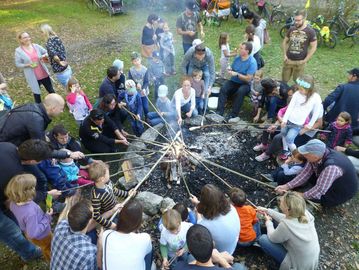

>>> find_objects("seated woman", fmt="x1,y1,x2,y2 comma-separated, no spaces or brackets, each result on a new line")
257,192,320,270
100,200,153,270
190,184,240,255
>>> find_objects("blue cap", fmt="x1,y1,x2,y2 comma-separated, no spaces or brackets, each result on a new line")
298,139,326,157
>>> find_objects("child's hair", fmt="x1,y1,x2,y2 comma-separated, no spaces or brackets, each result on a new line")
261,78,277,95
229,187,246,207
162,209,181,231
282,191,308,223
338,111,352,124
245,25,256,42
68,200,93,232
254,69,264,79
172,203,189,221
291,149,306,162
296,74,315,104
88,161,109,182
67,77,79,92
218,32,229,48
5,174,36,203
58,190,82,223
192,69,203,78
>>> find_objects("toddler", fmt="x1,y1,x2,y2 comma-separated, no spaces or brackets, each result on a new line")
148,50,165,100
250,69,264,118
159,22,176,75
218,32,236,78
190,69,205,115
147,85,175,126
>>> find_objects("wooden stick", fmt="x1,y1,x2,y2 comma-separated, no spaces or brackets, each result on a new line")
189,123,237,131
128,137,167,148
182,174,192,197
104,151,158,164
61,182,93,192
85,150,154,157
109,163,156,178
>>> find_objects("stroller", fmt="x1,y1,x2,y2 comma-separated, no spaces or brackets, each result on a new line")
203,0,231,26
105,0,124,16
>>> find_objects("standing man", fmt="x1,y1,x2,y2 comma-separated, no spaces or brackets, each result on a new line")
176,0,205,54
282,10,317,83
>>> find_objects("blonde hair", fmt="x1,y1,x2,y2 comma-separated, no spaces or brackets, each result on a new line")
254,69,264,78
88,160,109,182
5,174,36,203
282,192,308,223
67,77,79,92
162,209,181,231
218,32,229,48
192,69,203,78
296,74,315,104
40,24,57,39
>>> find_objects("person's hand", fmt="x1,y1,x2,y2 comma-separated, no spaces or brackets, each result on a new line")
190,194,200,205
253,114,260,123
29,62,38,68
220,251,234,265
121,130,129,137
118,102,126,109
59,60,68,67
200,30,205,38
70,151,85,160
228,70,237,77
136,83,142,90
255,91,260,96
177,117,182,126
113,203,123,212
285,156,293,164
128,189,137,197
212,249,231,268
46,208,54,216
335,146,346,152
281,121,287,129
275,184,289,195
264,212,272,222
116,139,129,146
176,248,185,257
207,87,212,97
284,55,288,62
47,189,62,198
162,258,169,270
153,34,157,41
267,124,277,133
186,111,192,118
188,31,196,37
110,222,117,230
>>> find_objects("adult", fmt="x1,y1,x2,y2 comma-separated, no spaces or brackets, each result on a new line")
257,192,320,270
173,77,198,125
40,24,72,88
0,139,55,262
275,139,358,207
98,66,121,98
216,42,257,120
112,59,126,93
190,184,240,255
281,10,317,83
323,68,359,129
0,93,65,146
141,14,159,58
15,32,55,103
79,109,128,153
97,93,128,128
51,200,97,270
174,224,246,270
244,25,263,70
242,8,267,47
100,200,153,270
176,0,204,54
181,42,215,102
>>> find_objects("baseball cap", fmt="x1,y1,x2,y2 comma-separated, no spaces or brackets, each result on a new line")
348,68,359,77
130,52,141,60
298,139,326,157
152,50,160,58
158,85,168,98
90,109,104,120
186,0,198,11
112,59,124,70
192,39,203,47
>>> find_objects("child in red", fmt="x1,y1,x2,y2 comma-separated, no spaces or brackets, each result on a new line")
229,187,261,247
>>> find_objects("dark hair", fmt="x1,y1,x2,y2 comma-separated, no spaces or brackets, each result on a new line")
90,109,105,121
245,25,256,42
261,78,277,95
195,44,206,53
100,94,116,111
186,225,214,263
242,42,253,55
117,200,143,233
291,149,306,162
294,9,307,19
52,124,68,136
18,139,52,161
229,187,246,207
218,32,229,48
107,66,119,79
338,111,352,124
242,9,261,27
68,200,93,232
197,184,231,219
173,203,189,221
147,14,159,24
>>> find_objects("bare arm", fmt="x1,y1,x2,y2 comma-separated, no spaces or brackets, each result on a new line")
282,36,289,61
303,40,317,63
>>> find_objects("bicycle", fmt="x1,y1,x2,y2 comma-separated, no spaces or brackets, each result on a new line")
309,15,337,49
256,0,287,25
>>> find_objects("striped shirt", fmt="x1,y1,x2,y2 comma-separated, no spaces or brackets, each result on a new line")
286,160,343,200
91,182,128,228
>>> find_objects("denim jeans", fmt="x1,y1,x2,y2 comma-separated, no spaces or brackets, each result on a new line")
180,101,198,118
147,111,176,126
265,96,286,120
271,167,297,185
237,222,261,247
55,65,72,88
141,95,149,116
0,209,41,261
130,117,144,137
196,97,204,115
281,123,302,146
144,250,153,270
258,234,287,265
187,64,210,110
182,43,192,54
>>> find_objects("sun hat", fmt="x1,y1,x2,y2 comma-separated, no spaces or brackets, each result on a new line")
158,85,168,98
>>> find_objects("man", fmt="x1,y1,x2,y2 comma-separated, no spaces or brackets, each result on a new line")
216,42,257,121
51,200,97,270
181,42,215,104
79,109,128,153
174,224,246,270
275,139,358,207
98,66,121,98
281,10,317,83
0,139,56,262
176,0,204,54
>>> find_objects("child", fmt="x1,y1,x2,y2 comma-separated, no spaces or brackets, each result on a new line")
58,156,79,183
147,85,175,126
190,69,205,115
218,32,237,79
229,187,260,247
160,209,192,269
112,59,126,94
155,18,165,55
250,69,264,119
280,75,322,160
128,52,150,117
66,77,93,126
5,174,53,261
119,79,144,137
320,111,352,149
159,22,176,75
89,161,133,229
158,203,197,232
148,50,165,100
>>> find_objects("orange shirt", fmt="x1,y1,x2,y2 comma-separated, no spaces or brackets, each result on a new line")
235,205,257,242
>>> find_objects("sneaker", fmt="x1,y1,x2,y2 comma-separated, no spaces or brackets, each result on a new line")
261,173,274,182
228,117,241,123
253,143,268,152
279,150,291,160
23,247,42,262
225,113,237,122
255,152,270,162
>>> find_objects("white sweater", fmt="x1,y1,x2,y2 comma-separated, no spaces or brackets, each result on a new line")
282,91,322,127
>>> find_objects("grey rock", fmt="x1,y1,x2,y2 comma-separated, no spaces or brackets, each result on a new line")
230,120,248,130
133,167,150,183
140,123,164,142
160,197,176,213
187,115,204,126
142,212,151,222
228,117,241,123
118,176,138,190
206,113,225,123
122,153,145,168
127,141,146,152
136,191,164,216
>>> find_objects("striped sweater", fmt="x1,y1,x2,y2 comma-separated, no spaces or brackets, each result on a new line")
91,182,128,228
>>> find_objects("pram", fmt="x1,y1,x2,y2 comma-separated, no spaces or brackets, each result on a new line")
106,0,124,16
203,0,231,26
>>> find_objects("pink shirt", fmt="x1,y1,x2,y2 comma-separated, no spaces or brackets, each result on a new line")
278,106,309,125
22,45,48,80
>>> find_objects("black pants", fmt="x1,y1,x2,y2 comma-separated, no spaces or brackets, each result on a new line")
34,76,55,103
83,140,116,153
271,167,296,185
217,80,250,116
265,133,313,156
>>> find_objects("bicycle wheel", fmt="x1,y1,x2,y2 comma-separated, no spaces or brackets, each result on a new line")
328,21,341,35
271,11,286,25
279,26,287,39
351,26,359,45
315,29,323,47
325,33,337,48
86,0,97,10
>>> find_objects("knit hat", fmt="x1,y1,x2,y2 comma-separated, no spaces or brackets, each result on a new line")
348,68,359,77
125,79,137,95
158,85,168,98
298,139,326,157
131,52,141,60
90,109,104,120
113,59,124,70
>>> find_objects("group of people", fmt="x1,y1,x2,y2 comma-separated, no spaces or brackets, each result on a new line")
0,0,358,269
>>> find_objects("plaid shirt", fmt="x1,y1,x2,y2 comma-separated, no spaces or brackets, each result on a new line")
286,156,343,200
50,220,97,270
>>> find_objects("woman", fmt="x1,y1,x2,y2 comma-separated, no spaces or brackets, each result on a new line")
173,77,198,125
141,14,159,58
242,8,267,47
245,24,263,69
257,192,320,270
15,32,55,103
101,200,153,270
190,184,240,255
40,24,72,88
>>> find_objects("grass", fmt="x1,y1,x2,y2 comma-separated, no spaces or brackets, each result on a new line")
0,0,358,268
